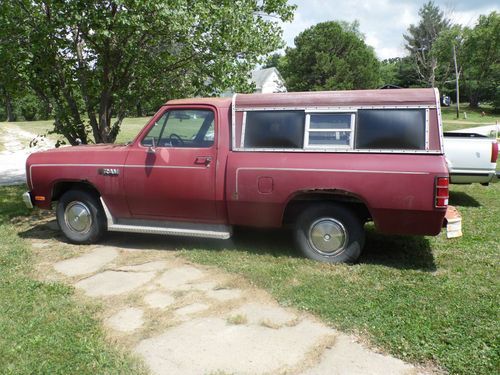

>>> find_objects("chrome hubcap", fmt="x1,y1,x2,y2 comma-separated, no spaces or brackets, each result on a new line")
64,201,92,234
308,218,347,255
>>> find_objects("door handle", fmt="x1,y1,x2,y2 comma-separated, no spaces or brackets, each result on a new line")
194,156,212,166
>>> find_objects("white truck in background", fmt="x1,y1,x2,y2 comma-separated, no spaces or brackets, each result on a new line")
443,132,499,185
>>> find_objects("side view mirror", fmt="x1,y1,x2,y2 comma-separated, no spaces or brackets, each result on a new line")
147,137,157,154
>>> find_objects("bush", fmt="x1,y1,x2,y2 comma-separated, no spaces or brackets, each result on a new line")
17,94,40,121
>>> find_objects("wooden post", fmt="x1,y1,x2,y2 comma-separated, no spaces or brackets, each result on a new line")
453,44,460,119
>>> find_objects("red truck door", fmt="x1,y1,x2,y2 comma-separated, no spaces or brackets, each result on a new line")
124,106,217,220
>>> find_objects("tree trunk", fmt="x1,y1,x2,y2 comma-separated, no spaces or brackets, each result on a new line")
98,90,113,143
5,91,15,122
38,96,51,120
469,93,480,108
136,102,142,117
429,57,437,88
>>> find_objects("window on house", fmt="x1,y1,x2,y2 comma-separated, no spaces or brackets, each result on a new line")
243,111,305,148
356,109,426,150
305,113,355,148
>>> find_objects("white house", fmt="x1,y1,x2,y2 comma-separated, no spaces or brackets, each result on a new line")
250,67,287,93
219,67,287,97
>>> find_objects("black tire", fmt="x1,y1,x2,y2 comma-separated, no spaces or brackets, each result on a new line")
294,203,365,264
56,189,106,244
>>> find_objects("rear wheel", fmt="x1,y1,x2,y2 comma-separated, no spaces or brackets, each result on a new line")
295,203,365,263
56,190,106,244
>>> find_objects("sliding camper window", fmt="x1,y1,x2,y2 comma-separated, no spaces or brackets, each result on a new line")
355,109,426,150
305,113,355,149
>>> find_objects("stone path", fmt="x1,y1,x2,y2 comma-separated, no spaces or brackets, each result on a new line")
0,123,54,185
29,219,431,375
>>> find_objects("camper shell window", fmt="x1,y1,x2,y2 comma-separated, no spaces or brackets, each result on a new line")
243,111,304,149
356,109,426,150
305,113,355,149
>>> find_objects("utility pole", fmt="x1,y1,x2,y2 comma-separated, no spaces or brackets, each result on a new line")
452,44,460,119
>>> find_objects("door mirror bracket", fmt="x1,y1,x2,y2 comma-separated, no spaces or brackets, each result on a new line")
147,138,157,154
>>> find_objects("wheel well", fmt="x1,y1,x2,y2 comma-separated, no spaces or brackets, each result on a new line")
283,191,372,225
51,181,101,202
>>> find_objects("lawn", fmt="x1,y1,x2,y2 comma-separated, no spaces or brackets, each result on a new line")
441,103,499,132
0,185,144,375
0,117,150,145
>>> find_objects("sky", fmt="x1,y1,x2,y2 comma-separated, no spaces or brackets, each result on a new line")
280,0,499,60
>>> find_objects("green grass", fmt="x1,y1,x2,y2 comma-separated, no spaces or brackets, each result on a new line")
441,104,499,132
0,117,150,146
180,182,500,374
115,117,151,143
0,185,144,375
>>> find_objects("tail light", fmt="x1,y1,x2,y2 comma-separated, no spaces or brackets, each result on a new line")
435,177,449,208
492,141,498,163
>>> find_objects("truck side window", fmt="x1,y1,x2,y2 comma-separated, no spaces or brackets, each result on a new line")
305,113,355,148
142,109,215,148
243,111,304,149
356,109,426,150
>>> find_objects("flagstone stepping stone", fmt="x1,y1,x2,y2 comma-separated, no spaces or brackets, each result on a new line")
54,247,119,276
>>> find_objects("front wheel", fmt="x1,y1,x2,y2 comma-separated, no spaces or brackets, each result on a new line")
56,190,106,244
295,203,365,264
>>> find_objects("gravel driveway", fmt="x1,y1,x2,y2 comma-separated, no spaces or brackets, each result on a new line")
0,123,54,186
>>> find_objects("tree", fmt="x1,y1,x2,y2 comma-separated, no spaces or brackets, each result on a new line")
2,0,295,144
263,53,285,70
282,21,380,91
403,1,450,87
432,25,465,116
0,2,27,121
379,57,421,88
460,12,499,108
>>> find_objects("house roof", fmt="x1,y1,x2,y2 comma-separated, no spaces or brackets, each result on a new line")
251,67,283,89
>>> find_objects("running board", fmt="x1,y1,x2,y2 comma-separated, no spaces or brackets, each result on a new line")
100,198,232,240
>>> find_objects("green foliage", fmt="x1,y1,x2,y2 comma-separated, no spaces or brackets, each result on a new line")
403,1,450,87
0,1,27,122
379,57,423,88
460,12,500,108
16,92,41,121
282,21,380,91
1,0,295,144
263,53,286,70
493,87,500,113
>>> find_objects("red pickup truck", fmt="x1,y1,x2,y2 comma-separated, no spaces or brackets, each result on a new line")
23,88,449,263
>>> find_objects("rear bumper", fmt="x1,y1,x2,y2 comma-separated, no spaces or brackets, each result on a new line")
22,192,33,209
450,172,498,184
